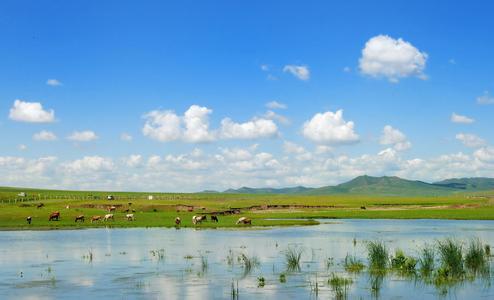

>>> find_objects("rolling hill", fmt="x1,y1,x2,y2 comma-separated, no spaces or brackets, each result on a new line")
223,175,494,196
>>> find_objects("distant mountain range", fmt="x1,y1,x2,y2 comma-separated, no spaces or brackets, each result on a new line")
220,176,494,196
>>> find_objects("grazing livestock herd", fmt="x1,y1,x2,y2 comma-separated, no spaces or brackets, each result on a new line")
26,205,253,227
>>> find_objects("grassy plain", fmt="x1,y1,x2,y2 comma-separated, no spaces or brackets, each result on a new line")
0,187,493,230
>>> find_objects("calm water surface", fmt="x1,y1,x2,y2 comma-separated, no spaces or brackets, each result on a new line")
0,219,493,299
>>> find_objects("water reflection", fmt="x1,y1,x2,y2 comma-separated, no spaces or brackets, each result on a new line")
0,219,493,299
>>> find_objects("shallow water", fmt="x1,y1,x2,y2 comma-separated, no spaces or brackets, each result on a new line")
0,219,493,299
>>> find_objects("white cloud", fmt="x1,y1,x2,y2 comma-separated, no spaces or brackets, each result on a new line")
477,91,494,105
455,133,486,148
46,79,62,86
302,109,359,144
67,130,98,142
263,110,290,125
474,147,494,163
283,65,310,81
220,118,278,139
283,141,305,154
260,64,269,71
63,156,113,173
124,154,142,168
18,144,27,151
183,105,215,143
9,100,55,123
33,130,57,141
359,35,428,82
380,125,412,151
266,101,287,110
451,112,474,124
142,110,182,142
120,132,133,141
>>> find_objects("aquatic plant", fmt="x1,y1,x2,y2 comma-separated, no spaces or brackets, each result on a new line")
82,248,93,262
279,273,286,283
328,273,352,299
257,276,265,287
367,241,388,270
231,280,239,299
485,244,491,256
343,254,365,273
150,249,165,261
200,255,209,273
465,238,489,276
436,238,464,278
326,257,335,270
418,244,435,276
391,249,416,274
226,249,234,266
284,246,303,272
309,275,319,296
238,253,259,275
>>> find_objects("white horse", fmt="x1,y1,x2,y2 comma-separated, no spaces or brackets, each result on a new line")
126,213,134,221
192,215,206,225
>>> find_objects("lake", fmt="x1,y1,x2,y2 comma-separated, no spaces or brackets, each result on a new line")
0,219,493,299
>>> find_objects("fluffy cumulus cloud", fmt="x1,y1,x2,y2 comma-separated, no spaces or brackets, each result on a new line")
62,156,113,174
477,92,494,105
183,105,215,142
46,79,62,86
220,118,278,139
359,35,428,82
474,147,494,163
451,112,474,124
33,130,57,141
302,110,359,144
380,125,411,151
142,105,279,142
67,130,98,142
283,65,310,80
266,101,287,110
9,100,55,123
455,133,486,148
142,110,182,142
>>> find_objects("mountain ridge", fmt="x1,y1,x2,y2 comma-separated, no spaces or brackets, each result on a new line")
222,175,494,196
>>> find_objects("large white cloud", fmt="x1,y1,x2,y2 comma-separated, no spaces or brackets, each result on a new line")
283,65,310,81
67,130,98,142
380,125,411,151
451,112,474,124
9,100,55,123
359,35,428,82
33,130,57,141
142,110,182,142
220,118,278,139
302,110,359,144
455,133,486,148
183,105,215,142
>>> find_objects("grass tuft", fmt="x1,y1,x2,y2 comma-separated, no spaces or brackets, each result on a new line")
343,254,365,273
284,246,303,272
367,241,388,270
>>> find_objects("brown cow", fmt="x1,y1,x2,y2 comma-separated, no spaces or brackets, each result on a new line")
108,206,116,212
75,215,85,222
36,203,44,209
48,211,60,221
91,216,102,223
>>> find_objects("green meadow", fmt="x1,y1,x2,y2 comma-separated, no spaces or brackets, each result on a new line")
1,186,493,230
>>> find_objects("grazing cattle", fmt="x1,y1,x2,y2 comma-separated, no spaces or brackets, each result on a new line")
108,206,116,212
126,214,134,221
36,203,44,209
26,216,32,224
91,216,102,223
236,217,252,225
104,214,114,221
187,207,194,212
192,215,207,225
175,217,181,226
123,209,130,213
360,206,366,210
211,215,219,223
75,215,85,222
48,211,60,221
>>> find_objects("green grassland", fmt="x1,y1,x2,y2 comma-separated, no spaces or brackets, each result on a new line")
0,186,493,230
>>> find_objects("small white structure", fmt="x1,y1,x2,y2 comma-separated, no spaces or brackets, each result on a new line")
18,192,27,197
148,195,154,200
107,195,114,200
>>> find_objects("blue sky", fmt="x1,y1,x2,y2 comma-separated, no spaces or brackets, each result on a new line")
0,0,493,191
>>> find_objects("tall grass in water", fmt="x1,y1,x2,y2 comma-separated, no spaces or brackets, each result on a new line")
367,241,389,270
391,249,416,275
284,246,303,272
238,253,259,276
418,244,435,277
344,254,365,273
328,273,352,300
436,238,464,278
465,238,489,276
